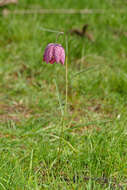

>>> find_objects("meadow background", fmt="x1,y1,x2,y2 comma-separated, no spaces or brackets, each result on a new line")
0,0,127,189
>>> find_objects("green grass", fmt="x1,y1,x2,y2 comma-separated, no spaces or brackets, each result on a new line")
0,0,127,189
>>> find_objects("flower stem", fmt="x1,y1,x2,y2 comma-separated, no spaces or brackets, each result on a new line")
56,32,64,43
65,55,68,115
65,35,68,116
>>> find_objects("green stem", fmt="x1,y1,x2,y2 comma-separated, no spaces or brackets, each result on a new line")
65,55,68,115
65,34,68,116
56,32,64,43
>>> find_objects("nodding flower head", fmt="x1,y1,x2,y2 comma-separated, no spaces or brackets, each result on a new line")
43,43,65,65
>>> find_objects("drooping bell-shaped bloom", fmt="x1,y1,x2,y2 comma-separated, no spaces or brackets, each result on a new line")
43,43,65,65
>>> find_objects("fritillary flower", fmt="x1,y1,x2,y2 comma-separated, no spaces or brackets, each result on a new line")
43,43,65,65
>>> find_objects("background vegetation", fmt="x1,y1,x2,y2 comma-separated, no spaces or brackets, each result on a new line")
0,0,127,189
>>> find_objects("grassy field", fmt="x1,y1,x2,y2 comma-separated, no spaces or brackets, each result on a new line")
0,0,127,189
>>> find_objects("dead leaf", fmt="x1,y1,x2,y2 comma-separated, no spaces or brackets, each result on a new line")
69,24,94,42
0,0,18,7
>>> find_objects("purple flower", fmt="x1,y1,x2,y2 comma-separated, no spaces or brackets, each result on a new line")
43,43,65,65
